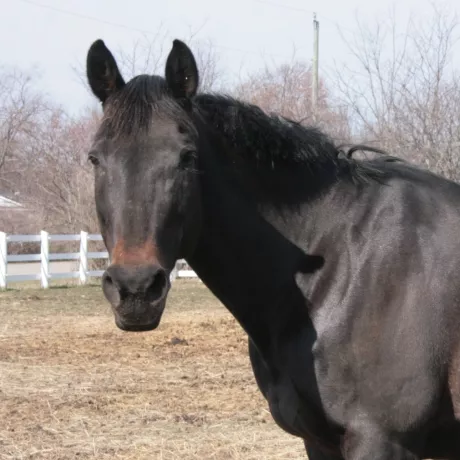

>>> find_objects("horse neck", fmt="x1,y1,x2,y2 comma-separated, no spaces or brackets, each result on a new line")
185,134,330,348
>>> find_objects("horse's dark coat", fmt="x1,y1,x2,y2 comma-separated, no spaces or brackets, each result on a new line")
86,38,460,459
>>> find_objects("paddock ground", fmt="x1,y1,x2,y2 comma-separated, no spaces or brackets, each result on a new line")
0,280,305,459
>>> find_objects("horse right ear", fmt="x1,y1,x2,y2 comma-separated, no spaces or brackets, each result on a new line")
86,39,125,104
165,39,199,100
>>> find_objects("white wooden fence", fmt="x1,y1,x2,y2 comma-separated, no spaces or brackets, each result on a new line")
0,231,197,289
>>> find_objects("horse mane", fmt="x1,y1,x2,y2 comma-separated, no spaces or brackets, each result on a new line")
194,94,388,183
194,94,338,167
337,143,404,163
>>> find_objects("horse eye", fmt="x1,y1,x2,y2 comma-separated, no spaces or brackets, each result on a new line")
180,149,197,167
88,154,100,166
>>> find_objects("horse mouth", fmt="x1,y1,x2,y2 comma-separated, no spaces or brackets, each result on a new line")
113,301,165,332
115,315,162,332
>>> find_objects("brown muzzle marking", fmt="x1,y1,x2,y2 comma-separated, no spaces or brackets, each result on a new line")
111,238,160,266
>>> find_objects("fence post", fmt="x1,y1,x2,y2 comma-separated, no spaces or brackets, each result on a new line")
0,232,7,290
40,230,49,288
79,231,88,285
170,261,178,283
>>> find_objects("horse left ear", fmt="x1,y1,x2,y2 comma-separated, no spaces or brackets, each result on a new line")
165,39,199,99
86,39,125,104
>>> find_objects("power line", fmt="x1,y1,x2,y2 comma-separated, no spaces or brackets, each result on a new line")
18,0,155,35
16,0,296,60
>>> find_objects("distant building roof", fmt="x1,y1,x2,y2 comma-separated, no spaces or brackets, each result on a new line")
0,195,24,209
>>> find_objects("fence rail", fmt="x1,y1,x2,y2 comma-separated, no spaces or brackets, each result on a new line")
0,231,197,289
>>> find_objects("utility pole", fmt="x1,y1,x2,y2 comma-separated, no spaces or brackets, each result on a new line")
312,13,319,124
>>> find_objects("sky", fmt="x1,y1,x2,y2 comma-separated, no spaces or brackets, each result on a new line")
1,0,458,116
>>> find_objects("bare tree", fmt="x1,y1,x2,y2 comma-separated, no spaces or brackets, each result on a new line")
234,59,351,142
189,37,226,92
333,4,460,179
0,66,47,188
22,108,100,233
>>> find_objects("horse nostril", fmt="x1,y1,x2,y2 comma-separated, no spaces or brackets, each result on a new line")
102,270,120,306
146,269,168,303
103,273,113,286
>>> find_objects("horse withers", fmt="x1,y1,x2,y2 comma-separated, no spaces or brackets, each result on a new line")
85,38,460,459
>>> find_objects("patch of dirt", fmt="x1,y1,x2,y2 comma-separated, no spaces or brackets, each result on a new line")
0,280,305,459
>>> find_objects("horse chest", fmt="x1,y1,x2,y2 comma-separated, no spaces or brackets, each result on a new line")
265,374,305,437
249,339,338,449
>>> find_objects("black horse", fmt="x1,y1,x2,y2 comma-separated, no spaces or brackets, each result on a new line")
85,38,460,459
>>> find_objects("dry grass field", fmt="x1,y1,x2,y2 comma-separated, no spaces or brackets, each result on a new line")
0,280,306,459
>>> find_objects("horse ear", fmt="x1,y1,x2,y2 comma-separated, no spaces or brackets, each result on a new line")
86,39,125,104
165,39,199,99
